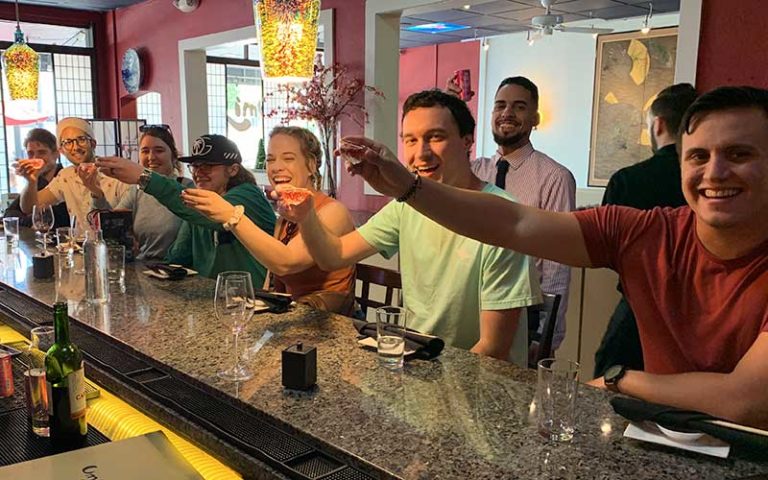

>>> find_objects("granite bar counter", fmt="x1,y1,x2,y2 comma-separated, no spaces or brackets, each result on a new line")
0,231,766,479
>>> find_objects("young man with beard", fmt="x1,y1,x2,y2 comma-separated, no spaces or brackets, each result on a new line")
280,89,541,365
17,117,130,227
471,77,575,351
594,83,698,377
4,128,69,228
343,86,768,428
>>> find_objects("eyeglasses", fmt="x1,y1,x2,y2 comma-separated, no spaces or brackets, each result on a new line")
189,163,218,173
139,124,172,133
59,136,92,150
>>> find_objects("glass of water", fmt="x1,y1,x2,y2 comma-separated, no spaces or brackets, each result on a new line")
536,358,579,442
3,216,19,248
375,306,406,370
107,244,126,293
24,326,55,437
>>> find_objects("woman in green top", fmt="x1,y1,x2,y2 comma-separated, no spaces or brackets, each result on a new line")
95,134,276,285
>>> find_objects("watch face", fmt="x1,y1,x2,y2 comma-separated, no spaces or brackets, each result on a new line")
605,365,624,382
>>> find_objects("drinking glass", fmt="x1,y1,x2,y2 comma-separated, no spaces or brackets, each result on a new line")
3,216,19,248
107,244,126,293
32,205,55,255
24,326,55,437
215,271,255,382
375,306,406,370
536,358,579,442
56,226,75,268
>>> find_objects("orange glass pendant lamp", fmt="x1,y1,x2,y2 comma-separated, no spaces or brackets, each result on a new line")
253,0,320,81
2,0,40,101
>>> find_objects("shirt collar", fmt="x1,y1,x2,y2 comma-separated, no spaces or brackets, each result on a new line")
494,142,535,170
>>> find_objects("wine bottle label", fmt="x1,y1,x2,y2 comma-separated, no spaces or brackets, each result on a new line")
68,364,87,420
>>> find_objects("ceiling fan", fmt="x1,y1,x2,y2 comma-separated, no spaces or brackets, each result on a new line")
528,0,614,36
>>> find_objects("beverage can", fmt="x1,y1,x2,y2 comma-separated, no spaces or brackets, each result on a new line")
455,69,472,101
0,352,14,398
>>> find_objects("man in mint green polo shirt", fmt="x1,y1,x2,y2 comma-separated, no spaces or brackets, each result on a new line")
283,89,541,366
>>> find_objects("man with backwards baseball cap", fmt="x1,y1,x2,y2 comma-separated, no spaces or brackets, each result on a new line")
96,134,276,285
17,117,130,227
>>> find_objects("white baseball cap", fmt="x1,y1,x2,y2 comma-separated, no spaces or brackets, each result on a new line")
56,117,94,140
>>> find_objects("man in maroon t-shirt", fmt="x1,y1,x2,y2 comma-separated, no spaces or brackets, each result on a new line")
338,86,768,428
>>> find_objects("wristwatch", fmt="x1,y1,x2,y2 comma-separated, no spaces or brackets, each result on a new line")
604,365,628,393
138,168,152,190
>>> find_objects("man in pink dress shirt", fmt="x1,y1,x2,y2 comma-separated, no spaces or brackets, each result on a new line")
471,77,576,350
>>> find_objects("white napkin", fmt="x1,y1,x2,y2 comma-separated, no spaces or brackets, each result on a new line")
624,422,730,458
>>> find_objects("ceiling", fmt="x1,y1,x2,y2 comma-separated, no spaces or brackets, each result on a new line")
13,0,146,11
400,0,680,48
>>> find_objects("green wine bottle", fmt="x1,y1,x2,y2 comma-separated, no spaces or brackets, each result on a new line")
45,301,87,448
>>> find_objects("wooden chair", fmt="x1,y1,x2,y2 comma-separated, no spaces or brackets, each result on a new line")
527,293,562,368
355,263,402,318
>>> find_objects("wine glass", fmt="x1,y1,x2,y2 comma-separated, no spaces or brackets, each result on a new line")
32,205,55,255
215,271,255,382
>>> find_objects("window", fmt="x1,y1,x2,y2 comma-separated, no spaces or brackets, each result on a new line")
0,21,95,194
137,92,162,125
206,53,322,172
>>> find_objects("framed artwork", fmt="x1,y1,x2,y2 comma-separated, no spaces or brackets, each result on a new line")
588,27,678,187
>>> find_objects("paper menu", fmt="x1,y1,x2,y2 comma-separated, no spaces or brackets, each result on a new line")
0,431,203,479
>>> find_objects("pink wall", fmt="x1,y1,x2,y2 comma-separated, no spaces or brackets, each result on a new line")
398,41,481,161
696,0,768,91
103,0,386,210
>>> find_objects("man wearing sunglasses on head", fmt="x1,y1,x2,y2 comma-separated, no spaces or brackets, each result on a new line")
17,117,130,228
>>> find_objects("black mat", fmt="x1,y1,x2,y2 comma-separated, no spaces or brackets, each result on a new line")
0,357,28,414
0,408,110,467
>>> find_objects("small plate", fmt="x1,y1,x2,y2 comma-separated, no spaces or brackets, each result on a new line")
657,424,705,442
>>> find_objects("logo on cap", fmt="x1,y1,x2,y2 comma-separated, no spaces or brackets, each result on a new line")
191,137,213,157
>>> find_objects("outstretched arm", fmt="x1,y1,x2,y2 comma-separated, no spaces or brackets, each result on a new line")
339,136,592,268
182,188,358,276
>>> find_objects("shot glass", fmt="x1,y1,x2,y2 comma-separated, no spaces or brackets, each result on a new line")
536,358,579,442
375,306,406,370
3,216,19,248
107,244,126,293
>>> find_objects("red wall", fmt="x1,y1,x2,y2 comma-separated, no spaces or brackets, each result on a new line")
0,4,110,118
398,41,481,160
696,0,768,91
103,0,386,210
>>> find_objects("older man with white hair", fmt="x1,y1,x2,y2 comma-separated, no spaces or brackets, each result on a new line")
17,117,129,226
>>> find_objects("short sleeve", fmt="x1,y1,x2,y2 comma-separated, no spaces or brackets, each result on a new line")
357,200,402,259
480,245,541,311
574,205,656,271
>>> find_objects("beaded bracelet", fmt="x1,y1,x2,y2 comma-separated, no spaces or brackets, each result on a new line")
396,173,422,202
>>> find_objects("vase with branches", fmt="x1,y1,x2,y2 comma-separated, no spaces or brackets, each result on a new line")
266,63,383,198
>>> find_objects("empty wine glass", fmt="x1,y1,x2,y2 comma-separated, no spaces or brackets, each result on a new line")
216,271,255,382
32,205,54,255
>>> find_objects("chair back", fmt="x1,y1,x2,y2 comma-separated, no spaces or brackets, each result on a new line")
527,293,562,368
355,263,402,317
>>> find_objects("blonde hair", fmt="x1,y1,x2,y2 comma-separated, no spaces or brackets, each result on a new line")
269,126,322,190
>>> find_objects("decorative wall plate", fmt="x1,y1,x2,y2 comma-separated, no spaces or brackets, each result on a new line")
121,48,142,94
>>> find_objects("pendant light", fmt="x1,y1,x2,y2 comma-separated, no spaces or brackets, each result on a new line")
2,0,40,100
253,0,320,81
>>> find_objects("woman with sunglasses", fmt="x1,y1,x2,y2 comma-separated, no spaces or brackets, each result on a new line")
181,127,357,315
91,125,193,260
96,134,276,286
